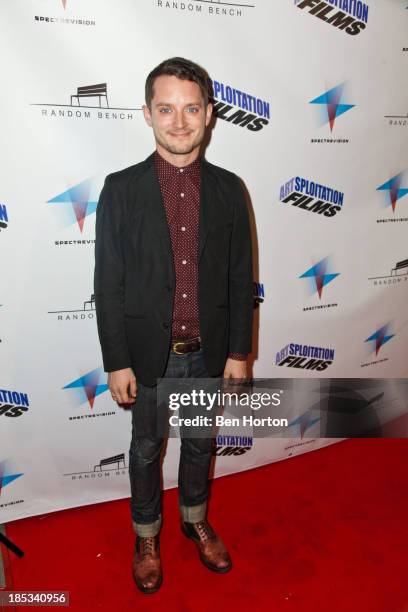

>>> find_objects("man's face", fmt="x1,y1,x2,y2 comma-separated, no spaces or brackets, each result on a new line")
143,75,212,158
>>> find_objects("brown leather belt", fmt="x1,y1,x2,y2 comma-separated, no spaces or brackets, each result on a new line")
171,336,201,355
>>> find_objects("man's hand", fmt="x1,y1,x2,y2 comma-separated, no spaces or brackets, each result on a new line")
223,357,247,379
108,367,137,404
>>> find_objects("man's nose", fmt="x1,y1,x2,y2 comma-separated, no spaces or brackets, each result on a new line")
173,109,186,129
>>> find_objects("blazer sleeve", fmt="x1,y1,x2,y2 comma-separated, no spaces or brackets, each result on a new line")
94,175,132,372
228,175,253,356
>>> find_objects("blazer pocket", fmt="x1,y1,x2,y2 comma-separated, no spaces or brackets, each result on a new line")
124,313,146,319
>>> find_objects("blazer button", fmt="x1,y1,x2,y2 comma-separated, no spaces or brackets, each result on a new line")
163,322,170,329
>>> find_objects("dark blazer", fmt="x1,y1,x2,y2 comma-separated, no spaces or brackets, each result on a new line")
94,152,253,386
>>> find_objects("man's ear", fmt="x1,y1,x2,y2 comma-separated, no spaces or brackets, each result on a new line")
142,104,153,127
205,102,213,127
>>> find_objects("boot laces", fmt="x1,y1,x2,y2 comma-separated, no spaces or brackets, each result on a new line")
194,520,214,543
140,536,156,556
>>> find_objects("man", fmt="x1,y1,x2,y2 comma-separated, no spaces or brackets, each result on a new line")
94,57,253,594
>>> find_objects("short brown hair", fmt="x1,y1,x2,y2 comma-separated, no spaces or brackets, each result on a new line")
145,57,212,108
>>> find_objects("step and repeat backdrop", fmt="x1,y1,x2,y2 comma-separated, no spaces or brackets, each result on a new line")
1,0,407,523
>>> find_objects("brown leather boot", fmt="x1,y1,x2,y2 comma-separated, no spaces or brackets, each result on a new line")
132,534,162,594
181,520,232,573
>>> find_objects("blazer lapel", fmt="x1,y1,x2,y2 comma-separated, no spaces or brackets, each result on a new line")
136,154,173,258
199,158,217,260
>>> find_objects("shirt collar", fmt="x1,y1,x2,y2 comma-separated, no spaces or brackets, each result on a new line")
154,150,201,185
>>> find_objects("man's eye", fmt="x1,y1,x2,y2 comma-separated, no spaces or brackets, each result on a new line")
159,108,171,113
187,107,199,113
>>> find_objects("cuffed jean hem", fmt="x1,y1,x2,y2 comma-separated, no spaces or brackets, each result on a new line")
180,501,207,523
132,515,162,537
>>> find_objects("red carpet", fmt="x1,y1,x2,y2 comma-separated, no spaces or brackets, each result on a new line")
2,439,408,611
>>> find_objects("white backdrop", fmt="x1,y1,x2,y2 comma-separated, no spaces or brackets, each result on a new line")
1,0,407,523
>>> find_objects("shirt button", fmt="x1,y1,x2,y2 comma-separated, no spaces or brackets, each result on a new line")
179,168,184,173
182,294,187,298
181,226,186,232
181,325,186,330
182,260,187,265
180,193,185,198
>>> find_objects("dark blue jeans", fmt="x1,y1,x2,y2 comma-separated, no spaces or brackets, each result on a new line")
129,348,214,537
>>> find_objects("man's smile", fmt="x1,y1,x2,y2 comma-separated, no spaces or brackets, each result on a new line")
169,131,193,137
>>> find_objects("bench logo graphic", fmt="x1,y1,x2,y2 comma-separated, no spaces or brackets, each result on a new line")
63,367,108,409
48,178,98,233
310,83,355,131
376,172,408,213
253,282,264,309
211,79,269,132
156,0,254,19
31,82,140,120
279,176,344,218
294,0,369,35
300,257,340,298
365,324,395,357
63,453,127,480
288,411,321,438
48,293,96,321
212,436,253,457
70,83,109,108
276,342,335,371
369,258,408,287
0,389,30,418
0,203,9,231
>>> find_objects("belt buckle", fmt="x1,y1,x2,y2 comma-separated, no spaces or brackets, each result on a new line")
173,341,186,355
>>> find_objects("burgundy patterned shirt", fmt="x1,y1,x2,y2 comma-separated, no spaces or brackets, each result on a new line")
154,151,246,361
